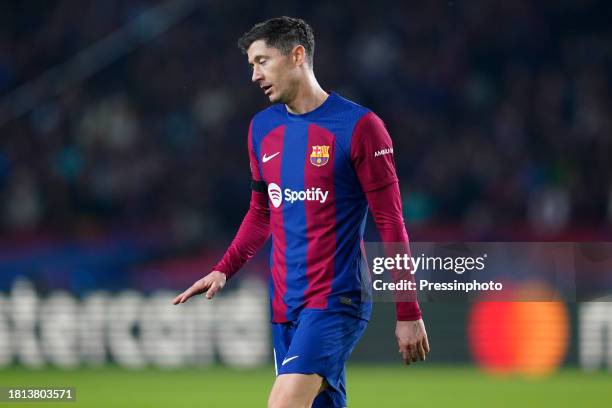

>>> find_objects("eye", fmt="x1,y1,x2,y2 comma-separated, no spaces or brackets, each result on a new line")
260,59,267,66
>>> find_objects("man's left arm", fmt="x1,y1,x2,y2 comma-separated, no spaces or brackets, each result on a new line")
366,182,430,364
351,111,430,364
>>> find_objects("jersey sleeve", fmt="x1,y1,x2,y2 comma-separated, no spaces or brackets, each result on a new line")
350,111,399,192
248,120,263,181
213,119,270,279
353,112,421,320
365,182,422,321
213,190,270,279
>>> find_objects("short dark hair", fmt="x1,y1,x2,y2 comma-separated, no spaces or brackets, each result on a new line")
237,16,315,66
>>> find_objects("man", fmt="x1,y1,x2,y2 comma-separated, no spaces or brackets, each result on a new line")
173,16,429,408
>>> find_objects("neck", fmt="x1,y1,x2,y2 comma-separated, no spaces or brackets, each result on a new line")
284,72,329,115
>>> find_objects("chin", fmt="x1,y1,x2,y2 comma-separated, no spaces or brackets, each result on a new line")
268,93,281,103
268,89,288,104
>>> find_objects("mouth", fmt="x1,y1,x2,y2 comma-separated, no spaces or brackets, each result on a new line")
261,85,273,95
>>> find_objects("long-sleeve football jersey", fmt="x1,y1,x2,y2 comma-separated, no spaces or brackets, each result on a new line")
215,92,421,323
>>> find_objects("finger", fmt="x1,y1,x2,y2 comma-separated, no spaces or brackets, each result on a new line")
179,288,196,303
409,345,419,363
172,291,188,305
423,335,430,354
180,282,207,303
417,342,426,361
402,351,410,365
205,282,219,299
209,277,228,299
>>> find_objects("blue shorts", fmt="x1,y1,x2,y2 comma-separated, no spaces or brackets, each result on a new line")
272,309,368,408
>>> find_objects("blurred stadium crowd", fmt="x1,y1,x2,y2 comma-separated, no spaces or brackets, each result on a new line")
0,0,610,242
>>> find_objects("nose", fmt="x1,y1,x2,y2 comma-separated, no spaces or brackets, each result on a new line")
251,66,263,83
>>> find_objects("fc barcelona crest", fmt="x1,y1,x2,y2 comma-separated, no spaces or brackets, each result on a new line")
310,145,330,167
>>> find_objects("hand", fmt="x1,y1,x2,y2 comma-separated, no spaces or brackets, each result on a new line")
172,271,227,304
395,319,430,365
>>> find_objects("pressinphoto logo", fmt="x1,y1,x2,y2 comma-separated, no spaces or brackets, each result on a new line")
268,183,283,208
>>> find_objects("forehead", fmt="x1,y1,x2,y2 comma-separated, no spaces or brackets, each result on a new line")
246,39,282,62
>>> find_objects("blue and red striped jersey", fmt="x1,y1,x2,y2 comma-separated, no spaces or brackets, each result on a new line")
249,92,400,323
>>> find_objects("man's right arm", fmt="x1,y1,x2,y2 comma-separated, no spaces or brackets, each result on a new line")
212,188,270,279
214,119,270,279
172,191,269,304
172,120,270,304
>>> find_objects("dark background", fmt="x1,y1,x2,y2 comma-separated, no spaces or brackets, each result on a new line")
1,0,610,244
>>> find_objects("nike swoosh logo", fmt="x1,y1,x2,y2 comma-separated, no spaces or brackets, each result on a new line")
282,355,299,366
262,152,280,163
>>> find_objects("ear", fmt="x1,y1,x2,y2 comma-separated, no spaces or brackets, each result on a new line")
291,45,306,67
